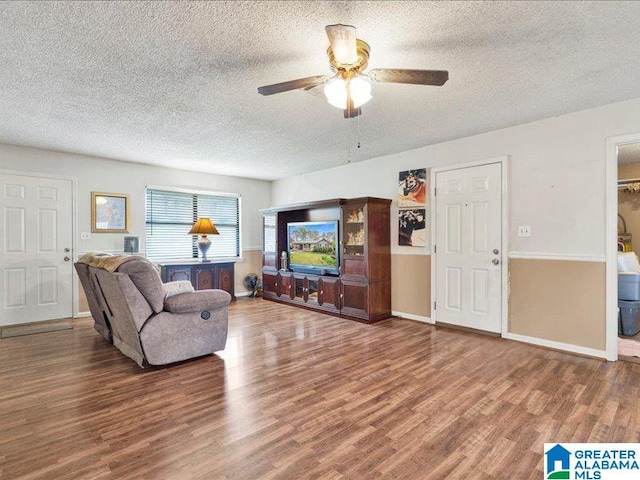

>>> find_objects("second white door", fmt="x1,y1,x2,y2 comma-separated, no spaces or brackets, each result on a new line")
435,162,502,333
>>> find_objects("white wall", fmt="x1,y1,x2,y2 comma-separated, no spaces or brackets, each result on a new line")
273,97,640,257
0,143,271,254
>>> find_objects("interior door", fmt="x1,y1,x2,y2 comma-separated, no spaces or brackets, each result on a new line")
0,173,74,326
435,163,502,333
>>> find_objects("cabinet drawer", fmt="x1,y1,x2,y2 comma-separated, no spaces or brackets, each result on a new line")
342,257,366,278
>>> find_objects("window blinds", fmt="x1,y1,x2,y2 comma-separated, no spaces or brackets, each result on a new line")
146,188,240,260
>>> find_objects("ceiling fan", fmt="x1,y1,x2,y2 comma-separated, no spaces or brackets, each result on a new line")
257,24,449,119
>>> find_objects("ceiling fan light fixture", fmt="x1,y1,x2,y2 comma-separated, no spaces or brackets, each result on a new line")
324,75,372,110
324,76,348,109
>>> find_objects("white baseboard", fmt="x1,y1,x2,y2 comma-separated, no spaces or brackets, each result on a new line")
392,311,433,323
503,332,607,359
235,291,255,298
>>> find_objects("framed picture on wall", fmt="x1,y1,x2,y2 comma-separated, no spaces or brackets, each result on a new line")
91,192,130,233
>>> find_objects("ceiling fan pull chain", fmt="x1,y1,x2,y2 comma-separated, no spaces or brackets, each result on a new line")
347,81,352,163
347,117,352,163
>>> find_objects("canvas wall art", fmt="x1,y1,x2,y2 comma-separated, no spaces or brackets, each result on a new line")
398,169,427,207
398,208,426,247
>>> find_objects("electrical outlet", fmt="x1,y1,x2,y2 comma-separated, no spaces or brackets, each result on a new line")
518,225,531,237
80,232,91,240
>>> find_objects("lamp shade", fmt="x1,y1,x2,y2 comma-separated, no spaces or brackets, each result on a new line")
189,218,219,235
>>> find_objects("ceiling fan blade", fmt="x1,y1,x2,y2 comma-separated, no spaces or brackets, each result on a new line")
258,75,328,96
368,69,449,86
302,84,326,100
325,24,357,65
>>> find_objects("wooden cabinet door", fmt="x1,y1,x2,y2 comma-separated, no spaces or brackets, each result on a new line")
341,203,368,280
263,214,278,270
278,272,294,299
163,266,192,284
306,276,319,306
293,274,307,304
318,277,340,313
340,280,369,319
217,264,234,296
196,267,214,290
263,272,278,299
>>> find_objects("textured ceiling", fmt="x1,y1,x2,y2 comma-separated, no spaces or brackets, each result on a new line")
2,1,640,180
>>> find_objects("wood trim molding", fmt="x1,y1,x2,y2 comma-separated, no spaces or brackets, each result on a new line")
508,252,606,262
391,249,432,256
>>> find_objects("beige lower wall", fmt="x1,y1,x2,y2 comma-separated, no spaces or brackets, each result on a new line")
76,249,263,315
78,287,90,314
388,255,606,350
391,254,431,318
235,249,263,295
508,258,606,350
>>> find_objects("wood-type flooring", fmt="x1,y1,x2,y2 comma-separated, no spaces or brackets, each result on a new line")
2,299,639,479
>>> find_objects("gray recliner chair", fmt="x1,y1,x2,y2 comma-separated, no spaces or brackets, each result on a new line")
76,257,230,367
75,262,113,342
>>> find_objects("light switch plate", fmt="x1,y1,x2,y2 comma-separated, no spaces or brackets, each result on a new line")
80,232,91,240
518,225,531,237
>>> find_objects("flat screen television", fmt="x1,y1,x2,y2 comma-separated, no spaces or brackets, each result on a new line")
287,221,339,275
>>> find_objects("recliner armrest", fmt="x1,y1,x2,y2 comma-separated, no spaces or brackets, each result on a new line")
164,289,231,314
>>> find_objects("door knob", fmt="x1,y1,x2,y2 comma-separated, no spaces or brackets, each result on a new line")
493,248,499,255
492,258,499,265
64,256,70,262
64,248,71,252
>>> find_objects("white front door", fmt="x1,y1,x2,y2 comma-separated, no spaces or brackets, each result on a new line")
435,163,502,333
0,173,74,326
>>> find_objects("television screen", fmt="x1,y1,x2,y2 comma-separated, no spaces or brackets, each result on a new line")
287,221,339,274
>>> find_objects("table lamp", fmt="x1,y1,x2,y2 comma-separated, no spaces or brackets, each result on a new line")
189,218,219,262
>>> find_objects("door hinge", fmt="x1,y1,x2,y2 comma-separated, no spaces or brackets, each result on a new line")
434,187,437,196
434,245,436,253
433,301,436,310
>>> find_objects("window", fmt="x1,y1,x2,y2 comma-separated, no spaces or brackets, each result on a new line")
146,188,240,260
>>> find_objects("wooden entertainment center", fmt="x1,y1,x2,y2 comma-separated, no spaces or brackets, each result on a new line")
260,197,391,323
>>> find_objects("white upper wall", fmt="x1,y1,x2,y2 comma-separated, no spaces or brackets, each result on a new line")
272,97,640,257
0,144,271,253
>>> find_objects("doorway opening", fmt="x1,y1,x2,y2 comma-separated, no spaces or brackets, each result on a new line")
616,143,640,359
